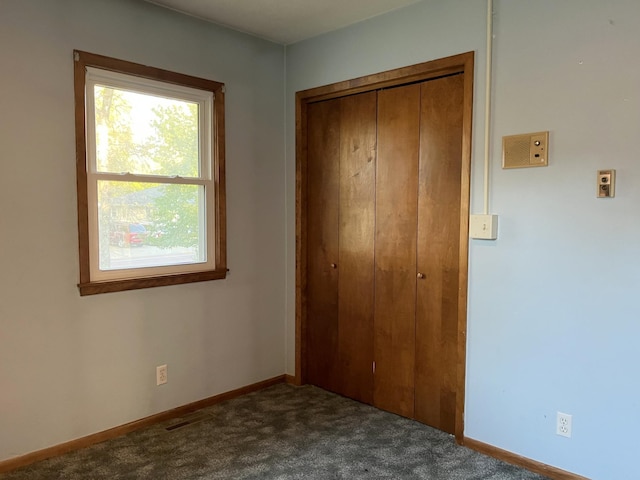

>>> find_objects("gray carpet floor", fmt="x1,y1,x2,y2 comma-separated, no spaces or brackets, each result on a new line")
1,384,548,479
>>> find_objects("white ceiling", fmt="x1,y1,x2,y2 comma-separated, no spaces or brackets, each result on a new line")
144,0,423,45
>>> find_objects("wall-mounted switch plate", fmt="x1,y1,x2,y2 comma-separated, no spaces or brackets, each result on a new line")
530,133,548,165
597,169,615,198
469,214,498,240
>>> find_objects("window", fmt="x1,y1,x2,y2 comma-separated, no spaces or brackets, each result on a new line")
74,51,226,295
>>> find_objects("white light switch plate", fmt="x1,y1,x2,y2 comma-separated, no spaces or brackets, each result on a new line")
469,214,498,240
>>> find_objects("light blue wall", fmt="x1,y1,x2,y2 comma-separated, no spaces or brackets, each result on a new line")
286,1,640,479
2,0,638,476
0,0,286,462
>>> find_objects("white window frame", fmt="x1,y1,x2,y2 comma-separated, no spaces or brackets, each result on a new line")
74,51,227,295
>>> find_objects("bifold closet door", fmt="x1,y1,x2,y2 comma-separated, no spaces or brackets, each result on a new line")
414,74,464,434
306,75,465,432
306,99,341,393
373,84,421,418
337,92,376,404
306,92,377,403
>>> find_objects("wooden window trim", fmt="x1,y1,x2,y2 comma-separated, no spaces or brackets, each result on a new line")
73,50,227,295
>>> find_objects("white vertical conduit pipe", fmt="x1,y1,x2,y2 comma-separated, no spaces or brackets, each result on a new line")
483,0,493,215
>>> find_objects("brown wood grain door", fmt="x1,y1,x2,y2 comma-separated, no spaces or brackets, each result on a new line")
373,84,421,418
414,74,464,434
298,52,473,441
306,92,377,402
337,92,376,404
306,98,341,393
305,74,465,432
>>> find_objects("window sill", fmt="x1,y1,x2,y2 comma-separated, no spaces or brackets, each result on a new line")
78,269,228,296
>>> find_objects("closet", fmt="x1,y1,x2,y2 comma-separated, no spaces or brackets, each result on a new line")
299,53,472,436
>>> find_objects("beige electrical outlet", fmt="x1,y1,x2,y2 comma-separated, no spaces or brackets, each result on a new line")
503,131,549,168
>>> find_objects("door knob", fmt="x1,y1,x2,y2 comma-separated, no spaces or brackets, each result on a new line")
417,272,425,279
330,263,337,269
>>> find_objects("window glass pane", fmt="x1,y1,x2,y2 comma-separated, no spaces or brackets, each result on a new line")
97,181,205,271
94,86,199,177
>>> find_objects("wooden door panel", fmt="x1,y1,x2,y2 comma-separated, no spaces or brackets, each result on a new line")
306,99,341,393
414,74,464,433
373,84,421,418
337,92,377,404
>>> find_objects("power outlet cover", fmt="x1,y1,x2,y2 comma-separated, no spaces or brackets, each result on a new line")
156,365,168,386
556,412,572,438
